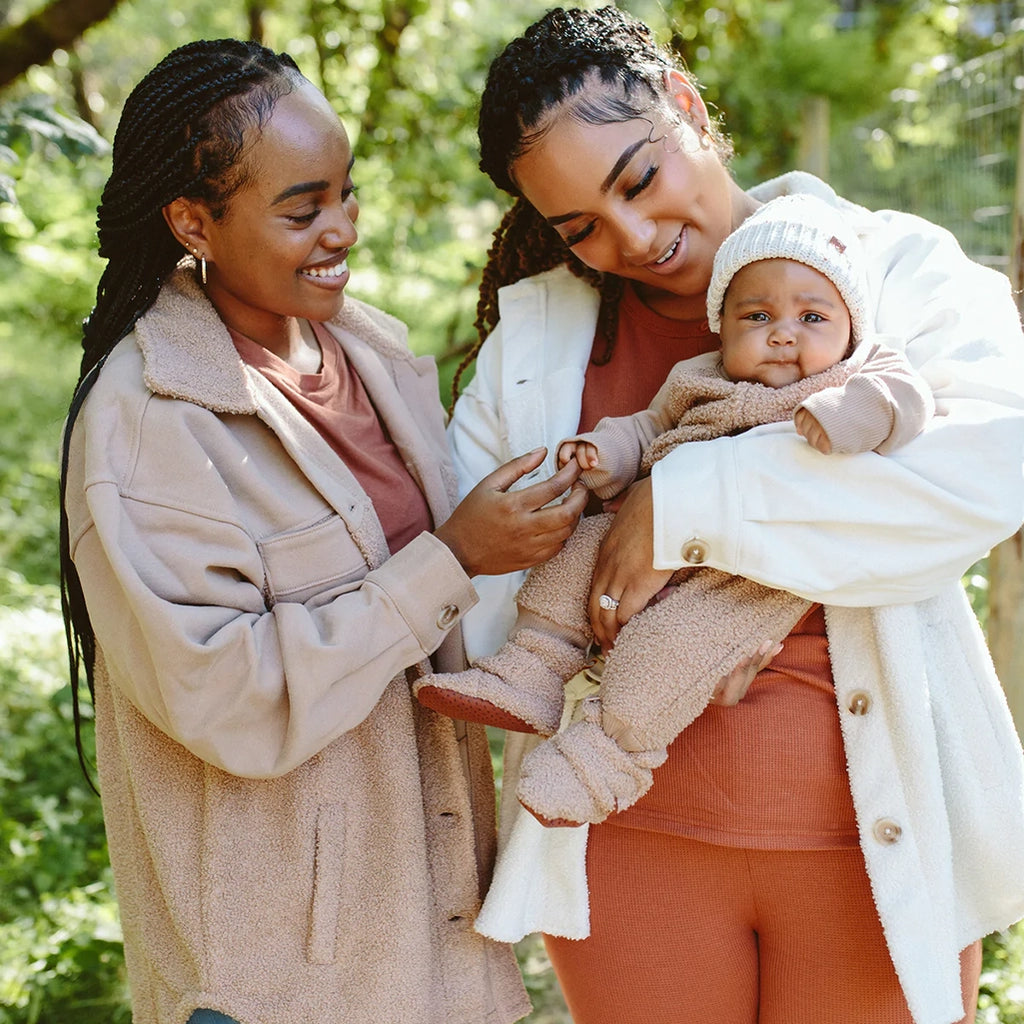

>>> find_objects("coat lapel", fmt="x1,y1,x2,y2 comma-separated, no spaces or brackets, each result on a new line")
135,269,453,569
326,305,457,528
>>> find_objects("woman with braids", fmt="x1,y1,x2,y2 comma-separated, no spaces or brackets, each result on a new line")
436,6,1024,1024
58,38,588,1024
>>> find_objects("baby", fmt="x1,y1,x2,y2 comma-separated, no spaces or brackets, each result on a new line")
417,193,934,826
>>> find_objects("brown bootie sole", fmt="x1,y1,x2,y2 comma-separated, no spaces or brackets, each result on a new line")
415,685,542,734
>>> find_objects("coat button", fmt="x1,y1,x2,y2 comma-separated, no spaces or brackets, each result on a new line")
682,537,708,564
872,818,902,845
436,604,459,630
847,691,872,715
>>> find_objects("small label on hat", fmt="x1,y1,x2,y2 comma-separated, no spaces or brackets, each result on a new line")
829,235,847,254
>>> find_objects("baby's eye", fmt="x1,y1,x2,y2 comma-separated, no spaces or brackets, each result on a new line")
743,311,770,322
801,312,825,323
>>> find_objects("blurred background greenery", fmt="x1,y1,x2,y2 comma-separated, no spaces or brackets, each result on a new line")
1,0,1022,1020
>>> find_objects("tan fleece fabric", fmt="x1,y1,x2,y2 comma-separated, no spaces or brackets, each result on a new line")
516,718,668,825
413,512,605,732
598,569,811,751
510,517,810,823
515,515,604,639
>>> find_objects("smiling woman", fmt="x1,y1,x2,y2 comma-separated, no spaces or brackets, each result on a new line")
164,80,358,360
56,37,589,1024
439,7,1024,1024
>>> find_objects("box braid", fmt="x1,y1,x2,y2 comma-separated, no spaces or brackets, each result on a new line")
456,5,731,407
59,39,303,785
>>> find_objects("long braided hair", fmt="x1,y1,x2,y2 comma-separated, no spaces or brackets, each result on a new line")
452,5,732,406
59,40,304,783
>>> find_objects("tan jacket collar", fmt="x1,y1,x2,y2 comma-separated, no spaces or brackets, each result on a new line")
136,263,417,415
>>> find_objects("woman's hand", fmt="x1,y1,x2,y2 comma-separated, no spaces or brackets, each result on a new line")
710,640,783,706
588,477,673,649
435,447,588,577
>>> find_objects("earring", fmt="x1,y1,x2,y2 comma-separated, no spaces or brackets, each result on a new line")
188,246,208,286
699,124,712,150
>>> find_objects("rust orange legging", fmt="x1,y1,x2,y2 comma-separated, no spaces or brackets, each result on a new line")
545,825,981,1024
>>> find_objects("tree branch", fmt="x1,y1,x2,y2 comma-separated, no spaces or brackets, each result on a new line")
0,0,123,92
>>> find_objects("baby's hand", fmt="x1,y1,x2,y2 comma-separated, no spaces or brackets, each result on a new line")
794,408,832,455
557,439,601,471
711,640,783,706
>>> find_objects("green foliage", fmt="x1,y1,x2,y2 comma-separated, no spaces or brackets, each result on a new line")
660,0,955,184
0,575,127,1024
0,246,84,587
980,925,1024,1023
0,94,107,213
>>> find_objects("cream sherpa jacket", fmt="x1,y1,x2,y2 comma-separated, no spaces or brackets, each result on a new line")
451,173,1024,1024
63,266,530,1024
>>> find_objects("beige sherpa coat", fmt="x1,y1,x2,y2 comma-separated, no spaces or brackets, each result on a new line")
63,265,530,1024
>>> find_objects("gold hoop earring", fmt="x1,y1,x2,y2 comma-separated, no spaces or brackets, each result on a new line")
187,246,208,286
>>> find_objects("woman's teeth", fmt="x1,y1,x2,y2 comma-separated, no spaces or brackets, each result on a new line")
304,260,347,278
655,236,680,265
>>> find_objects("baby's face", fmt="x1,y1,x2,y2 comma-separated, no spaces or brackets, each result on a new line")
718,259,852,387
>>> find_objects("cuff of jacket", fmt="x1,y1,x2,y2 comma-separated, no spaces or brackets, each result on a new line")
366,531,479,654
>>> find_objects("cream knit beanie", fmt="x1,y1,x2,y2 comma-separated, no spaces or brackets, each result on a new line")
706,193,869,343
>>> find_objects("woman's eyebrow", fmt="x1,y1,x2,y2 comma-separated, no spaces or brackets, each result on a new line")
601,138,647,194
544,137,649,226
271,180,329,205
271,157,356,206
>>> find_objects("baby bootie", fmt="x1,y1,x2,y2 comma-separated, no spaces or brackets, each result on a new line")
413,627,590,736
515,707,668,825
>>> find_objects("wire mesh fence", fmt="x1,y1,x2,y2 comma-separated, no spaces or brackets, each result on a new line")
833,36,1024,272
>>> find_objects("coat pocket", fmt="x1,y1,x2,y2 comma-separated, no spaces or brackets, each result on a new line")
259,513,368,606
308,801,348,965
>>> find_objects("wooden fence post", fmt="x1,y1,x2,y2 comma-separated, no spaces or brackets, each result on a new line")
986,97,1024,741
798,95,830,180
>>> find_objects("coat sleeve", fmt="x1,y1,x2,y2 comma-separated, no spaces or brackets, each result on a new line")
651,211,1024,606
70,395,478,779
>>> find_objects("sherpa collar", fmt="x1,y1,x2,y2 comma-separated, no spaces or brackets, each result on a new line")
135,261,415,414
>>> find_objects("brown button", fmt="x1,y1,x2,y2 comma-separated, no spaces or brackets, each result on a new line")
682,537,708,564
436,604,459,629
872,819,902,845
847,691,872,716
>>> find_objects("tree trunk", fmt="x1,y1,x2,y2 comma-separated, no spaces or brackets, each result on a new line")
0,0,122,91
359,0,416,139
798,95,830,180
247,0,266,45
987,98,1024,741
